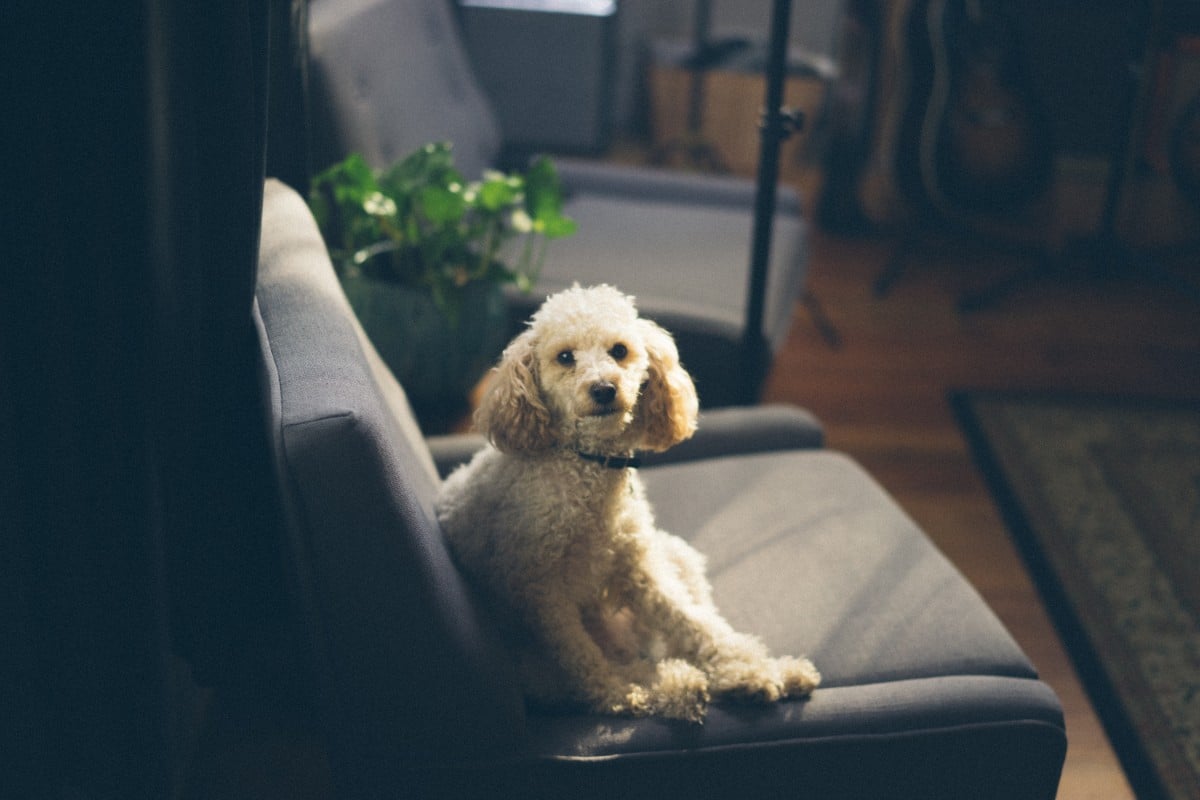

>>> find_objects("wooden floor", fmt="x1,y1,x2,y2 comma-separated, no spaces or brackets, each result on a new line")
761,218,1200,799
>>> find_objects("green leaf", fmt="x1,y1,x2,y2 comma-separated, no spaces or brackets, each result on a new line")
539,214,577,239
384,141,459,189
319,154,378,208
524,156,564,220
478,174,518,211
418,185,466,225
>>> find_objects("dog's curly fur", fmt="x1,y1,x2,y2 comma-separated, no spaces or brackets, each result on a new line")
436,285,819,721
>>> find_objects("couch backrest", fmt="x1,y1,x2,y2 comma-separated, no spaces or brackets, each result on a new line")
254,179,524,785
307,0,502,178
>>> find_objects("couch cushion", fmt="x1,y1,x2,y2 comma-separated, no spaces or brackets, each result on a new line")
403,449,1065,798
645,451,1036,685
255,179,524,771
554,157,804,216
490,451,1064,799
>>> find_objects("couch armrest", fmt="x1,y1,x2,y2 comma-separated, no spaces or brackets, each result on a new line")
554,157,803,216
427,405,822,477
642,404,823,467
427,432,488,479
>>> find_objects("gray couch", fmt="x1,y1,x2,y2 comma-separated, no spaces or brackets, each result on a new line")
307,0,807,407
257,177,1066,799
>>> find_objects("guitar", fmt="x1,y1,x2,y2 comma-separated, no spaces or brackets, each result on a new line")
896,0,1055,218
820,0,1055,229
817,0,887,232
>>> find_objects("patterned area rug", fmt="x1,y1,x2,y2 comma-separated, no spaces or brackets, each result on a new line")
953,392,1200,800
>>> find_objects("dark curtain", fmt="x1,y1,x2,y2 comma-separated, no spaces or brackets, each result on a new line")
2,1,294,796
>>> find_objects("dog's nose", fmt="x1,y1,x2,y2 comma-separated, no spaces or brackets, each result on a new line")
590,382,617,406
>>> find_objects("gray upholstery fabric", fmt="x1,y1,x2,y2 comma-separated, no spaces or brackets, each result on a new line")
640,404,824,466
254,179,1065,799
259,181,439,485
554,158,803,215
308,0,502,178
256,180,525,774
644,452,1035,685
305,0,809,406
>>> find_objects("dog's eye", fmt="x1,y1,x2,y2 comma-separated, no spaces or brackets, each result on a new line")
609,343,628,361
556,350,575,367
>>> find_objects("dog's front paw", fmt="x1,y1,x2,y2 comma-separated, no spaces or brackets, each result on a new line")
648,658,710,723
590,676,657,718
606,683,653,717
710,655,820,703
777,655,820,697
710,662,784,704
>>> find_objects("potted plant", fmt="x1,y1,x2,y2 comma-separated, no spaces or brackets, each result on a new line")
308,142,575,424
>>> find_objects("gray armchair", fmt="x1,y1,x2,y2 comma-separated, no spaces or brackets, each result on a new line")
7,3,1064,797
307,0,806,407
256,177,1066,799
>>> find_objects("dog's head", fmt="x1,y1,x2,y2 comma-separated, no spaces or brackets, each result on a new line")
475,284,698,455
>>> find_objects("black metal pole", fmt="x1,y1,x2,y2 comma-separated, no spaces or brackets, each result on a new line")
687,0,713,133
741,0,797,403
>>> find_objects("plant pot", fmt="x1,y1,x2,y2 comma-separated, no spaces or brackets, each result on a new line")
340,275,509,425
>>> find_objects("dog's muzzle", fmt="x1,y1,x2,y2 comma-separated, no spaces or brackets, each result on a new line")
589,381,619,416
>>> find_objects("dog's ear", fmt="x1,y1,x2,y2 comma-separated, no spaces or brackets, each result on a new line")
474,328,556,453
636,318,699,452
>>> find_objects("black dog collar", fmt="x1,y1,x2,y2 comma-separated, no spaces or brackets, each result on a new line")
576,450,642,470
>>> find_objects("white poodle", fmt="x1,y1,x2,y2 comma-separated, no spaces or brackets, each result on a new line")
436,285,818,722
